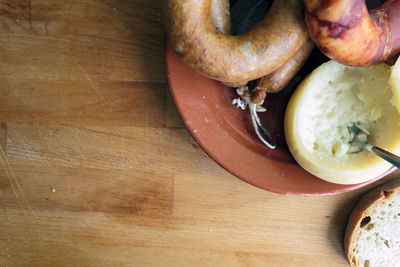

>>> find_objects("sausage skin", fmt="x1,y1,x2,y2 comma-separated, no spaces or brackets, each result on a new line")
210,0,232,35
305,0,400,66
251,40,314,105
210,0,247,88
164,0,309,84
208,0,313,104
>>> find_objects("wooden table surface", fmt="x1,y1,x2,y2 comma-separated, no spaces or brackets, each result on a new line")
0,1,399,266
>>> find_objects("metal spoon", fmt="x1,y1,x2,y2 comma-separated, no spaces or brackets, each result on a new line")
347,123,400,168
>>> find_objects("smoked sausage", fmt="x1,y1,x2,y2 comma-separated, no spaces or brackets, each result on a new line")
305,0,400,66
164,0,309,84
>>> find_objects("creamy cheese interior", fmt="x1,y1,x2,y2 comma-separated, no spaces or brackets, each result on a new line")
297,62,399,161
285,60,400,184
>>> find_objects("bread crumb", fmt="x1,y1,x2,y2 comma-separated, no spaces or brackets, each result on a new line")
51,188,56,193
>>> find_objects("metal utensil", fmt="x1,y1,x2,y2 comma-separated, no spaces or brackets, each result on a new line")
347,122,400,168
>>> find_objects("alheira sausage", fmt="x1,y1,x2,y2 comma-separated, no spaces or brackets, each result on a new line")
209,0,313,106
210,0,232,35
164,0,309,84
252,40,314,105
210,0,248,88
207,0,312,149
305,0,400,66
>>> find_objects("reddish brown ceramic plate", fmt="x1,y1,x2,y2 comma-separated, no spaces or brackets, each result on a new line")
165,45,395,196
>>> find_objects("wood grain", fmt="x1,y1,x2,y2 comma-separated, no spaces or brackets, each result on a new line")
0,0,399,266
0,34,166,82
0,80,168,126
0,123,6,151
5,123,220,176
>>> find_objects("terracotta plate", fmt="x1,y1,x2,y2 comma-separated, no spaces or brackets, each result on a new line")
165,45,395,196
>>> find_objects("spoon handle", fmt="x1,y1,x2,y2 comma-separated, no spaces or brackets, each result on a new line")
369,146,400,169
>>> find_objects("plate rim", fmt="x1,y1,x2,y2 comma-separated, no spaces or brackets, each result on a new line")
165,44,395,196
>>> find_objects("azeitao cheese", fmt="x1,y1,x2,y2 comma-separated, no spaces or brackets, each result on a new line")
285,60,400,184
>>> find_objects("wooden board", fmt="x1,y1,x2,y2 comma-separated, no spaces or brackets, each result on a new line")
0,0,399,266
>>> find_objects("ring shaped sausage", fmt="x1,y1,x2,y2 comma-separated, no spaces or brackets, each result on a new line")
305,0,400,66
210,0,232,35
252,40,314,105
209,0,313,105
210,0,248,88
164,0,309,84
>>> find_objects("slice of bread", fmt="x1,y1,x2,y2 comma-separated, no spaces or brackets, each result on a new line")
345,178,400,267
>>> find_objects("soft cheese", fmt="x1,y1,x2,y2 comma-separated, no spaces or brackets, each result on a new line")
285,60,400,184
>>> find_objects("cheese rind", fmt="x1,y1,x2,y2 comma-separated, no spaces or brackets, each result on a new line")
285,60,400,184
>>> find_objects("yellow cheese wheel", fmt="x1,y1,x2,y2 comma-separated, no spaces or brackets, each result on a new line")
285,60,400,184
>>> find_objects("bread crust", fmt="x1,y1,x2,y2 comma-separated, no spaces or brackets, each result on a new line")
344,178,400,267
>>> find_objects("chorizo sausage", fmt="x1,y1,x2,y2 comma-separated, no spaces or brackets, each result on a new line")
164,0,309,84
305,0,400,66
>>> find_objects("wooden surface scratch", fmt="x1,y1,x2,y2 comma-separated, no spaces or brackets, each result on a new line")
0,0,399,266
